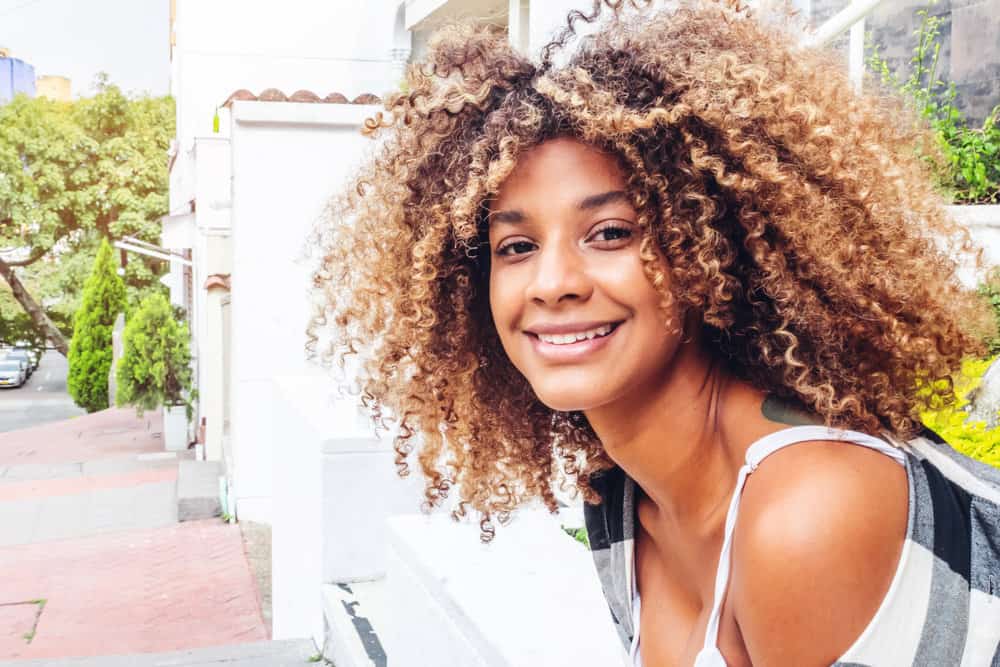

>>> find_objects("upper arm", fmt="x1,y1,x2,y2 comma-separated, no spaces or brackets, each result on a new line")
728,441,908,667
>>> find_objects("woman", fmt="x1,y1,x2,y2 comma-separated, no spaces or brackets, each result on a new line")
309,0,1000,664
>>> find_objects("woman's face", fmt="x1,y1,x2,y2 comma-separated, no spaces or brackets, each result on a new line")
488,137,683,413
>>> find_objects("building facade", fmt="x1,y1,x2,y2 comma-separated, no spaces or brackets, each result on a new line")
0,51,36,103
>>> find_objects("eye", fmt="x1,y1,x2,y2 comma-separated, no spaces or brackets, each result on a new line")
587,222,634,246
495,238,537,257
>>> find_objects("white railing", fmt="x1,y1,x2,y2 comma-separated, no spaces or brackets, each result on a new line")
805,0,886,90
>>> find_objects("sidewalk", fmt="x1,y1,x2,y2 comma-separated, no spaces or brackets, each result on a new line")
0,409,285,663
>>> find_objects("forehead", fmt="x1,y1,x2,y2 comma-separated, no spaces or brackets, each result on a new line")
490,138,627,210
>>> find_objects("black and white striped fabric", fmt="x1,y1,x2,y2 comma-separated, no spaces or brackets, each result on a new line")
583,426,1000,666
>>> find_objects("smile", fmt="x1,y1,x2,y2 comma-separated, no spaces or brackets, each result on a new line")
525,321,624,362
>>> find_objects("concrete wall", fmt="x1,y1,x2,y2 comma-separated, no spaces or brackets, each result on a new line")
384,512,628,666
812,0,1000,125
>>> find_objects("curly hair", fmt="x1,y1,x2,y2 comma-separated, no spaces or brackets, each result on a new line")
308,0,994,539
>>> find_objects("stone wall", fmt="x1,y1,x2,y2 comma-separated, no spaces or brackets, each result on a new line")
811,0,1000,126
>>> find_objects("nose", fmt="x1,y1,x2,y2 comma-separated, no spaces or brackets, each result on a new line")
525,241,593,306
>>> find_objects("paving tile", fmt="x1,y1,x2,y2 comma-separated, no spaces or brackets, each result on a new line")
0,602,40,657
0,408,164,468
0,521,267,662
1,463,83,482
0,499,42,547
30,494,90,543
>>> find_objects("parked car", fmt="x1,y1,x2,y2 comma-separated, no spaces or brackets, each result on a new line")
0,360,26,388
12,347,40,371
5,349,35,376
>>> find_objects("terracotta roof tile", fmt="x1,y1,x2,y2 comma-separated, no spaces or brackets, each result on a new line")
221,88,382,108
289,89,322,103
223,89,257,107
257,87,288,102
323,92,350,104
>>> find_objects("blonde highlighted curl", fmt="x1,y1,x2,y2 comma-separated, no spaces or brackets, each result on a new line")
308,0,994,539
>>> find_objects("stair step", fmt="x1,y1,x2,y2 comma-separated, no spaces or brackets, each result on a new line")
321,580,387,667
176,460,222,521
0,638,318,666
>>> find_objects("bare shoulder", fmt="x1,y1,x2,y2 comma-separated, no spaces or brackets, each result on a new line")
728,439,908,666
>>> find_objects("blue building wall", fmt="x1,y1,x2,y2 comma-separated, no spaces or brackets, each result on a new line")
0,57,36,104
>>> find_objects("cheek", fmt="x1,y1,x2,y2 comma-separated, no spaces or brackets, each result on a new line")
488,270,519,344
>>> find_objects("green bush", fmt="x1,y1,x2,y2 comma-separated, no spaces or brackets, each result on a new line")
868,8,1000,203
66,238,126,412
116,292,193,418
563,526,590,548
921,357,1000,469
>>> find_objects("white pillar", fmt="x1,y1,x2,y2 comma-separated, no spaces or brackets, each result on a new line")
849,17,866,92
508,0,530,53
203,284,227,462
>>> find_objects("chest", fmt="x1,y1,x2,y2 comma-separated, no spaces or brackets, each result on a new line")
634,525,752,667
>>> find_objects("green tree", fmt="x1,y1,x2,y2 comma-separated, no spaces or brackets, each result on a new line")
0,75,174,354
67,238,126,412
116,292,193,417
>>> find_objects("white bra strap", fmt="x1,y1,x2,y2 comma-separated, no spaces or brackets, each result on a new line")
700,426,904,652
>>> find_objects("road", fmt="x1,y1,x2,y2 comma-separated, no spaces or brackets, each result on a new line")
0,351,85,433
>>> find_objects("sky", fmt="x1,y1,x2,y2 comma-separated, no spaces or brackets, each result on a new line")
0,0,170,98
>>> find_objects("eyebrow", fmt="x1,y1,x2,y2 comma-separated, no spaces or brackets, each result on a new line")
488,189,629,225
579,189,629,210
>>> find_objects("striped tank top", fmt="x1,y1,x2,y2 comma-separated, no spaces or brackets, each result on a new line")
584,425,1000,666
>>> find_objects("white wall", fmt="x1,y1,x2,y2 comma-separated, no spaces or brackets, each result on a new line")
526,0,591,54
227,101,385,522
385,512,628,666
167,0,404,504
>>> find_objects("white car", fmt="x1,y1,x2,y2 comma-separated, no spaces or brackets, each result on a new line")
0,359,26,388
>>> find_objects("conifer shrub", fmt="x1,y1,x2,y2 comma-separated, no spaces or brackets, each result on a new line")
116,292,193,418
67,239,126,412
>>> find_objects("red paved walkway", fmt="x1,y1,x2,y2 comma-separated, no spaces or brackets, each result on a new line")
0,520,267,661
0,467,177,502
0,408,163,467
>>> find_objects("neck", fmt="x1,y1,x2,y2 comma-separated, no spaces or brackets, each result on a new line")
586,339,765,532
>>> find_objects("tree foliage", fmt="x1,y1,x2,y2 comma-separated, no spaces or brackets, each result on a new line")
67,238,126,412
0,76,174,349
116,291,193,418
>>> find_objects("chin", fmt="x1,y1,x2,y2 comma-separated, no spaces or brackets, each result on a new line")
531,385,610,413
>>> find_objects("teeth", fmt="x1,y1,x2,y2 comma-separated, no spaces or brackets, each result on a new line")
537,324,614,345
